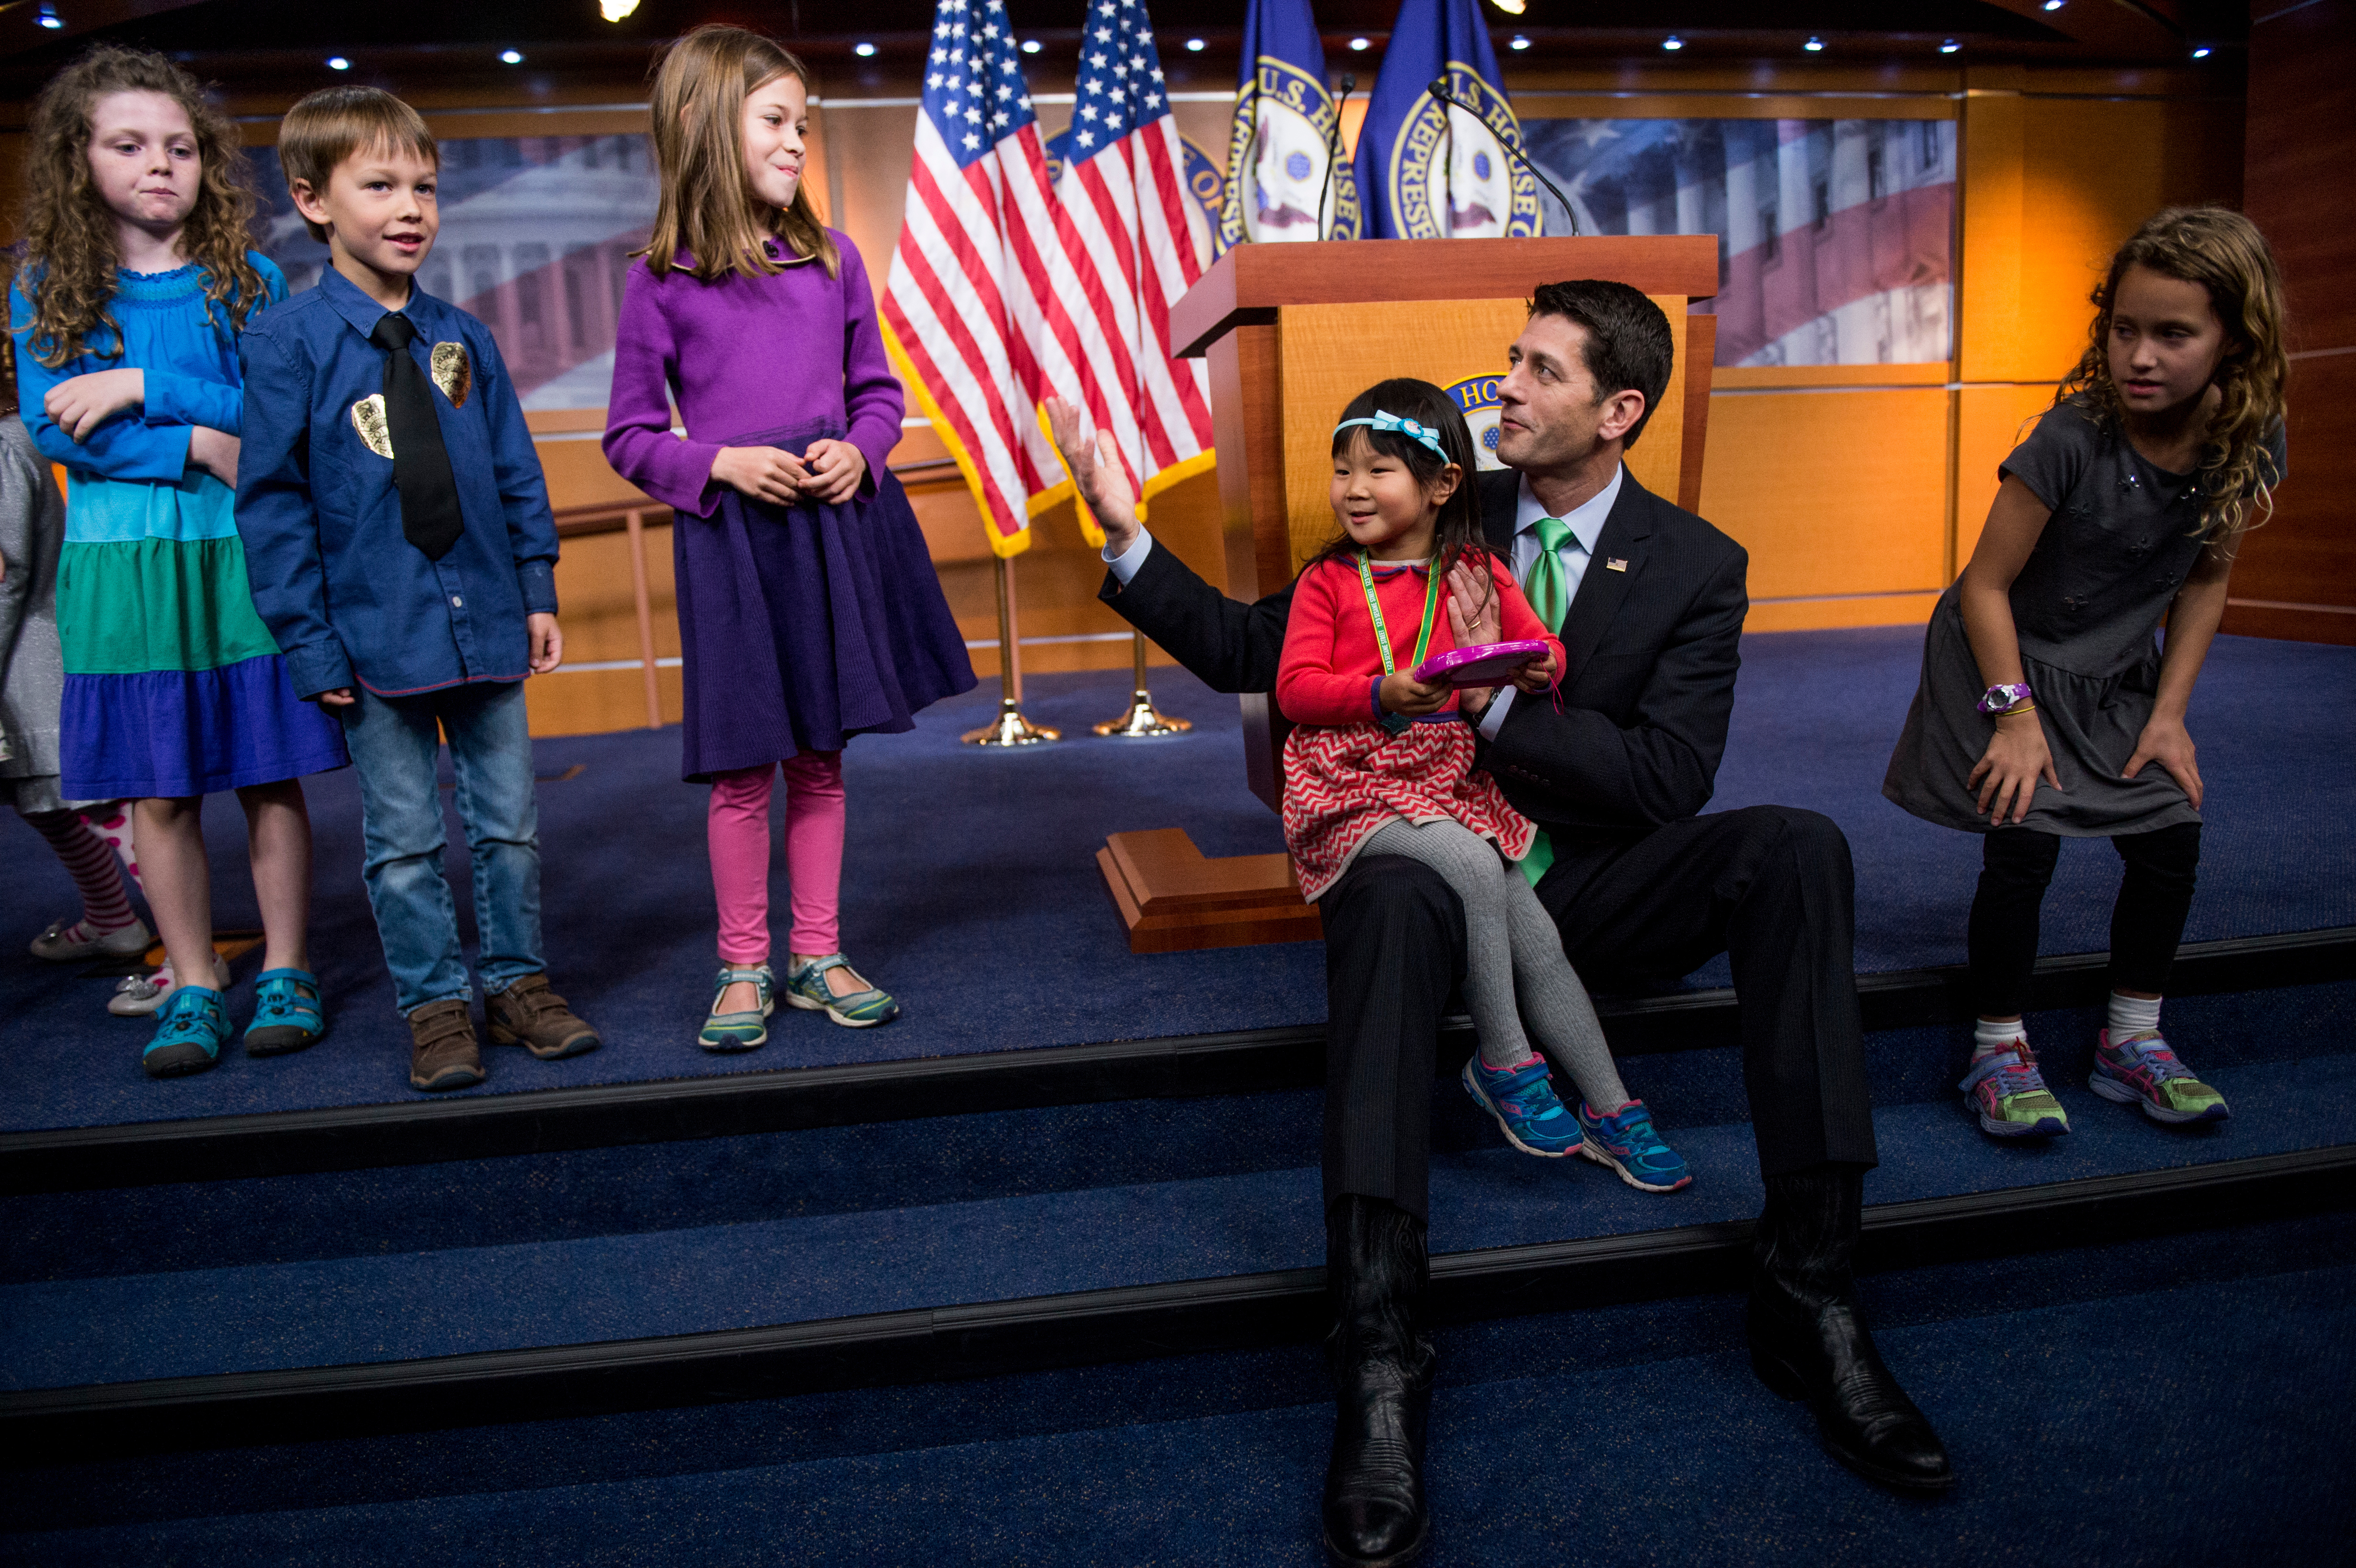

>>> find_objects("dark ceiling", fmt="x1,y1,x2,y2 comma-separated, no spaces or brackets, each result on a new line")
0,0,2252,105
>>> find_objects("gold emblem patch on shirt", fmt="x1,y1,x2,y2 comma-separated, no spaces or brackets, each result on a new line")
431,341,471,407
350,394,393,459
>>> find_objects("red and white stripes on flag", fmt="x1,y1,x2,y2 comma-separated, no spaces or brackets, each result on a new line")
880,0,1069,558
1041,0,1217,533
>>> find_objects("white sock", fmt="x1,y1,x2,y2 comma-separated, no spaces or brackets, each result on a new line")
2108,993,2163,1041
1973,1018,2029,1059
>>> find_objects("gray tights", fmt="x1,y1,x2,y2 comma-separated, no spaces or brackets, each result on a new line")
1358,816,1630,1112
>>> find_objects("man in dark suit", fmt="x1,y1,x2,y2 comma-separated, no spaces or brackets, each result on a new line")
1049,281,1951,1567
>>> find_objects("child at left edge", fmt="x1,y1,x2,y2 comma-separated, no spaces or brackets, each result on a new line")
234,86,601,1093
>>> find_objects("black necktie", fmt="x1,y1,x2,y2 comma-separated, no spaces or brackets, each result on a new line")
370,313,465,561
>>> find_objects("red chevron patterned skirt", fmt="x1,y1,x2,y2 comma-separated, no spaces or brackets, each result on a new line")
1281,719,1537,902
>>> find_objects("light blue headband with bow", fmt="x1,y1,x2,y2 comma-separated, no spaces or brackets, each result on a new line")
1333,408,1449,460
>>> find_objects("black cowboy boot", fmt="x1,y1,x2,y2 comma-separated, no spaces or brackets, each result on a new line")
1747,1165,1954,1492
1321,1194,1435,1567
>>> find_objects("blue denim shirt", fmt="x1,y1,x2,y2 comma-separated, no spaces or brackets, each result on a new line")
235,267,559,699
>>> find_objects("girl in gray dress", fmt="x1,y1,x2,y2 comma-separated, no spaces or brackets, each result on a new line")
1885,207,2290,1142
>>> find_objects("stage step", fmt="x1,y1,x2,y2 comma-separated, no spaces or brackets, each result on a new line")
8,1212,2352,1564
7,982,2351,1455
5,927,2347,1194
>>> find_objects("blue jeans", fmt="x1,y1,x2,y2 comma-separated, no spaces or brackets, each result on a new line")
342,680,544,1013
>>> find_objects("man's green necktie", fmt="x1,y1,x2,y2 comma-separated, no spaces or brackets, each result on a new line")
1513,517,1574,887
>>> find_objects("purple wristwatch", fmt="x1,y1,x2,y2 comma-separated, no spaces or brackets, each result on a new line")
1977,682,2033,714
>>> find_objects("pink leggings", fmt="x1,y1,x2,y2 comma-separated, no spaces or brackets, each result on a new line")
707,751,845,964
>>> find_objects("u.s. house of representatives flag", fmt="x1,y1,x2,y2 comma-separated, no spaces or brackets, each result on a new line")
1353,0,1541,240
881,0,1069,557
1047,0,1217,532
1221,0,1362,248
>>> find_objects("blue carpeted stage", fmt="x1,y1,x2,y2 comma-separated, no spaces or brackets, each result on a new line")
1,626,2351,1132
4,627,2353,1565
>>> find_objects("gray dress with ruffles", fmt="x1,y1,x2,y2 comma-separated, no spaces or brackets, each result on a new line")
1883,397,2286,838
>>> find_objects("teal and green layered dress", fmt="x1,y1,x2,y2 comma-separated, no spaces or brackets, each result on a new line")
9,256,346,798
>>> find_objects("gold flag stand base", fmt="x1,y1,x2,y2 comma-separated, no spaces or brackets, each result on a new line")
1093,630,1190,737
965,697,1061,747
962,554,1062,747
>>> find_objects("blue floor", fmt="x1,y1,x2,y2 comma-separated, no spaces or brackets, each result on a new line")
9,980,2349,1392
8,1212,2350,1564
2,629,2350,1133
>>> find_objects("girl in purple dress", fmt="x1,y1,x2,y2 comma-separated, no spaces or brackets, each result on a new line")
605,25,974,1049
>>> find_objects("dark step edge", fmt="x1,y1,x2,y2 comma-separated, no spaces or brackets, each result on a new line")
7,1142,2350,1461
5,926,2349,1195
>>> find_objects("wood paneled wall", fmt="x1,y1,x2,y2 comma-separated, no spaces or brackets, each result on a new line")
2223,1,2356,646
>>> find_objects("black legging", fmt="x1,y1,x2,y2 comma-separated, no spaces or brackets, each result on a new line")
1967,822,2202,1018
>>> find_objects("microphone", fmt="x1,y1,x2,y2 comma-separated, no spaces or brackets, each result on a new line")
1317,72,1356,240
1425,77,1578,236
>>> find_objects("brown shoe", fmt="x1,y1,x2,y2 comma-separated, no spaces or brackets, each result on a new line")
408,998,487,1091
486,973,601,1060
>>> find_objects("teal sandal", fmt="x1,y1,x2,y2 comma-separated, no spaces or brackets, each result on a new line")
699,964,774,1051
782,954,899,1029
245,968,327,1056
144,985,229,1078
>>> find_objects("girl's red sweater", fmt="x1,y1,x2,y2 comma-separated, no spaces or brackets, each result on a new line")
1275,551,1562,727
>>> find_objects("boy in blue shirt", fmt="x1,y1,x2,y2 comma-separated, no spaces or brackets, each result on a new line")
237,87,600,1091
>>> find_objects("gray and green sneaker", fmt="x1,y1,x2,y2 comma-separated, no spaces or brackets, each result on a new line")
2090,1030,2229,1125
698,964,774,1051
783,954,899,1028
1959,1040,2071,1139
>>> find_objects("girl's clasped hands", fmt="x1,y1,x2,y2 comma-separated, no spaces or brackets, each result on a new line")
710,436,865,506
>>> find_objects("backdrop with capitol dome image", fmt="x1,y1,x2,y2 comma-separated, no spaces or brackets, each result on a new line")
1518,115,1957,368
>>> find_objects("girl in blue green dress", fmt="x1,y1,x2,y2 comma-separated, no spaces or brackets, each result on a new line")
11,46,347,1078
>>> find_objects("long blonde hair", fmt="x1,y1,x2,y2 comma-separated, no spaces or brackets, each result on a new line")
640,24,837,283
16,45,268,369
2055,206,2289,546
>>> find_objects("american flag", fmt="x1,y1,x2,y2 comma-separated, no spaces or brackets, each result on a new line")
881,0,1070,556
1045,0,1216,522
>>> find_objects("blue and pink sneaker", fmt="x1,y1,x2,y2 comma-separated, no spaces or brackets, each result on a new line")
2090,1030,2230,1126
1959,1041,2071,1139
1461,1054,1584,1157
1576,1099,1693,1192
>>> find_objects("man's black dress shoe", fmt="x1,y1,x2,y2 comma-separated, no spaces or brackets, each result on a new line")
1322,1194,1434,1567
1749,1165,1955,1493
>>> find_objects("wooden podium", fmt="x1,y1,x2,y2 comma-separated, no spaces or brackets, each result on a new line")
1099,236,1722,954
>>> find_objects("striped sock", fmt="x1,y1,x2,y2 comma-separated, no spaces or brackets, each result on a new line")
26,808,139,933
77,802,143,892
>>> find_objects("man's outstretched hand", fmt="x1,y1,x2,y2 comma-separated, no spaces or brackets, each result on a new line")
1044,396,1141,556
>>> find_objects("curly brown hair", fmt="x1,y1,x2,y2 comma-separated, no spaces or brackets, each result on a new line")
16,44,268,370
2055,206,2289,548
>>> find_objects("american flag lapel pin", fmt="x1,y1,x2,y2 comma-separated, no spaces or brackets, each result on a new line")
1606,556,1629,572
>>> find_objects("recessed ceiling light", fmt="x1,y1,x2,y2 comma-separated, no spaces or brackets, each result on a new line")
1185,37,1204,52
1021,39,1042,54
1803,36,1824,52
1939,39,1960,54
1349,36,1370,51
1662,35,1683,51
2191,44,2213,58
1487,0,1526,14
853,41,876,57
499,49,524,65
36,3,62,27
598,0,642,20
1509,35,1530,51
327,55,350,70
2042,0,2063,9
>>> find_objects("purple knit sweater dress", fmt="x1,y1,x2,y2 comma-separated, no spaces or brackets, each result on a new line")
603,232,974,780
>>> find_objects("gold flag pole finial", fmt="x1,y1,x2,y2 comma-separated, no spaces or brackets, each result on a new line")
962,554,1061,746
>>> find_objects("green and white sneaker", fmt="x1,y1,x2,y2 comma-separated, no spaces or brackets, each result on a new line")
698,964,774,1052
782,954,899,1028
